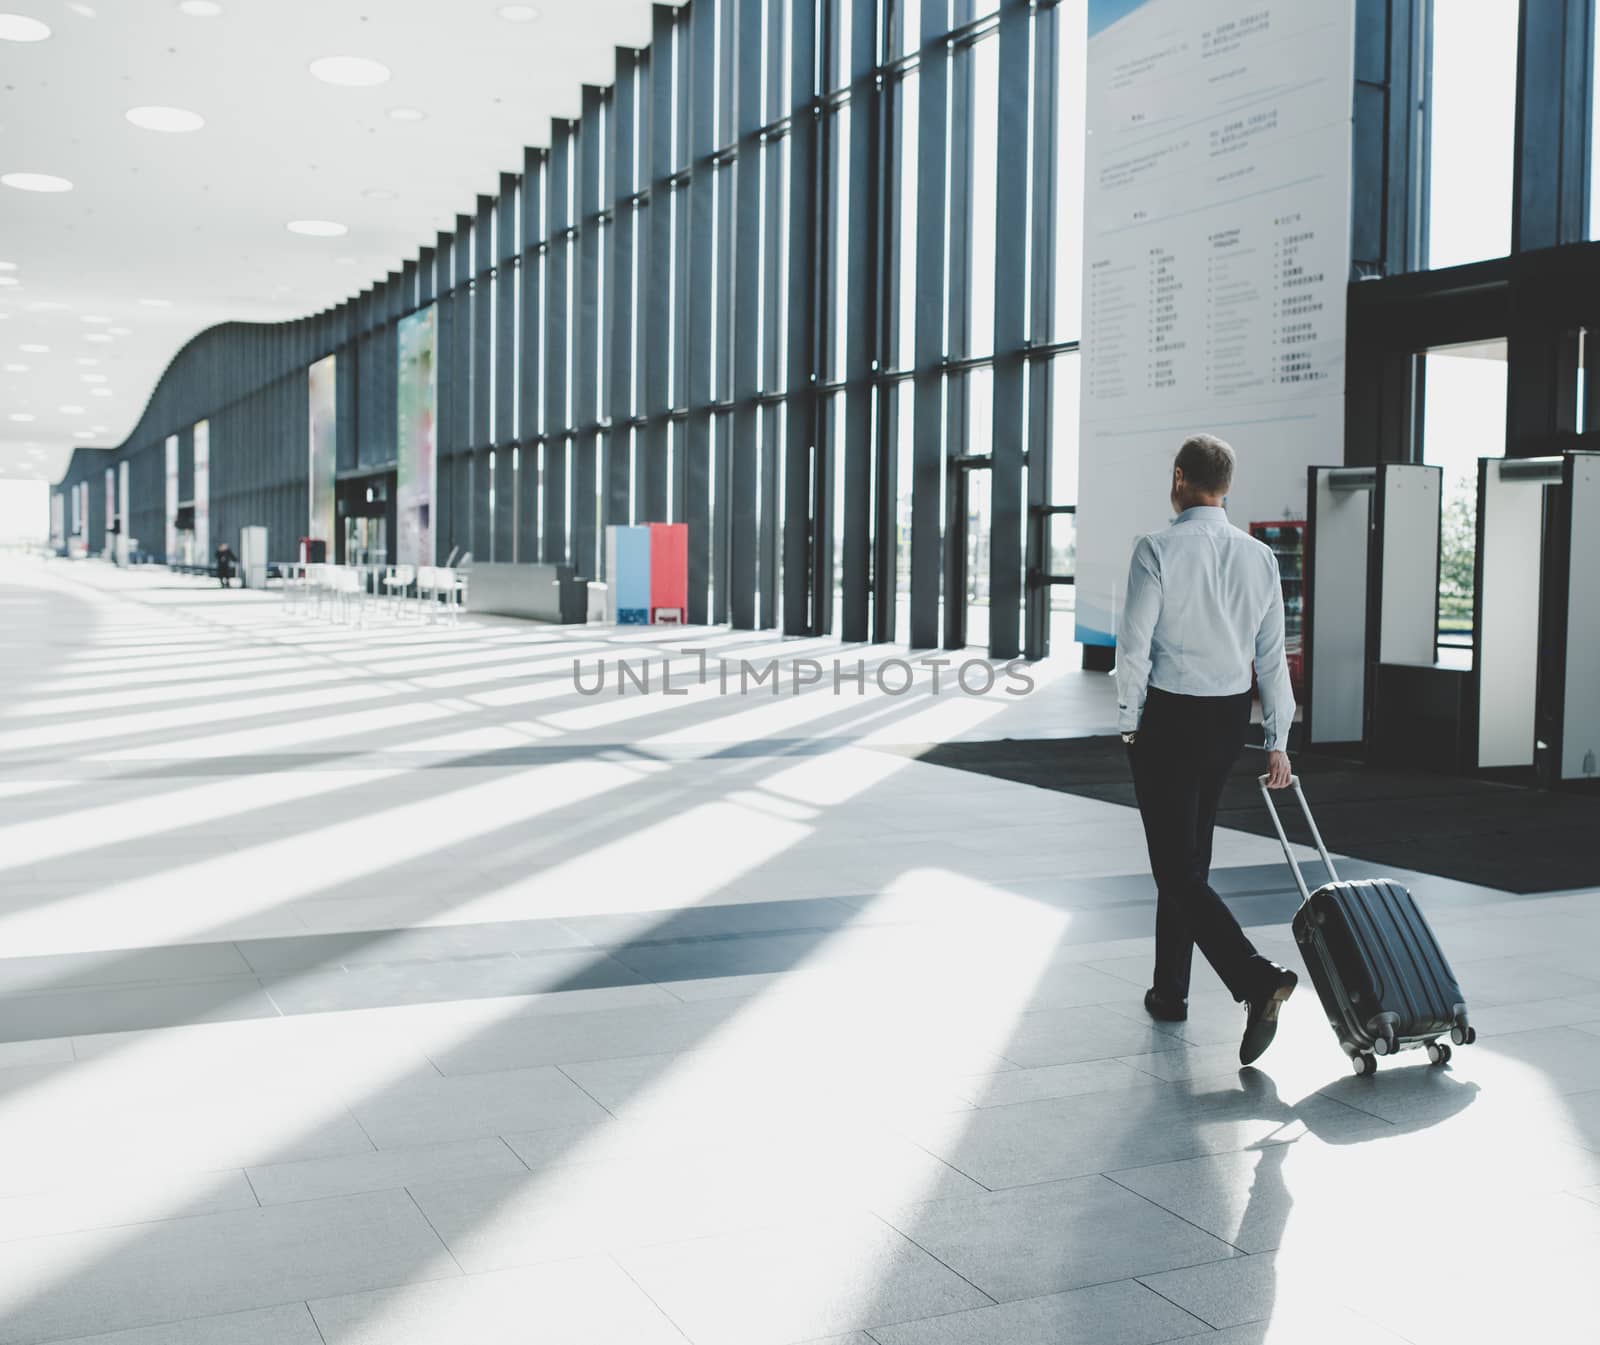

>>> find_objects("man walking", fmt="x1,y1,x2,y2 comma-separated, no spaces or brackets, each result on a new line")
1117,434,1299,1065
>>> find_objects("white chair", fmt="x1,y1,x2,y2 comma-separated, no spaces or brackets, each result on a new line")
382,564,416,618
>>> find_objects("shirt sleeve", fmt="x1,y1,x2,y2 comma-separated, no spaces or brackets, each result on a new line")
1254,555,1296,752
1115,535,1161,735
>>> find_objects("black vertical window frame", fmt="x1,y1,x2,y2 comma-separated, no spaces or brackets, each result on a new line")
730,1,763,628
988,0,1029,660
759,0,786,627
643,5,674,525
575,86,604,578
419,246,436,306
493,174,518,562
1024,1,1059,660
785,0,821,634
472,196,495,560
607,61,638,534
384,272,402,475
519,149,544,562
942,28,975,650
911,0,950,649
840,0,879,643
544,123,573,562
685,0,716,622
453,211,474,559
434,232,455,560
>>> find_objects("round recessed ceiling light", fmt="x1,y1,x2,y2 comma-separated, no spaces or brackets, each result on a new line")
29,301,68,311
90,387,112,396
0,14,51,41
67,3,95,16
76,357,98,365
8,412,35,422
90,424,107,432
0,276,19,287
138,297,172,307
59,404,84,414
287,219,348,237
177,0,221,14
498,4,540,21
309,56,390,87
84,333,112,342
81,314,111,324
0,260,16,270
126,106,205,133
386,106,425,122
19,343,47,352
81,373,106,383
74,429,94,438
3,362,26,373
2,173,73,193
108,326,131,335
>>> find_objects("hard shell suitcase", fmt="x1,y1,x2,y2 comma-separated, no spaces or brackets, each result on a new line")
1258,775,1476,1076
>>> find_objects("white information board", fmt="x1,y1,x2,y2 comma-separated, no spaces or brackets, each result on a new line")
1077,0,1356,646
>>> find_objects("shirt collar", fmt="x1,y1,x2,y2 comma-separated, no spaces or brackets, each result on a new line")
1173,505,1228,526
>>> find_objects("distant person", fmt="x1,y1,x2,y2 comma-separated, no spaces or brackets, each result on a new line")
1116,434,1299,1065
216,542,235,589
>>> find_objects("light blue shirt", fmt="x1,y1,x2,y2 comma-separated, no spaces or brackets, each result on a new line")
1116,505,1296,752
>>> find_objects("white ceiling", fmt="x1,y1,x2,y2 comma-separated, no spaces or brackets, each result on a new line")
0,0,656,484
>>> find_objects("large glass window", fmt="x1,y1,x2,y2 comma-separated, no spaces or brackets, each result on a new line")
1426,2,1517,268
1418,340,1508,647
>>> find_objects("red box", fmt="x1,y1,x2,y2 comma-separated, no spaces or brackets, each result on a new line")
649,523,688,622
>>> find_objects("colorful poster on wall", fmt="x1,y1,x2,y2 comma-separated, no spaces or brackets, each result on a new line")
1074,0,1355,646
396,305,437,567
165,434,179,562
194,419,210,560
308,354,337,551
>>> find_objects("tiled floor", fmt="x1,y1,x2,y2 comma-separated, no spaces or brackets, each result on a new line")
0,556,1597,1344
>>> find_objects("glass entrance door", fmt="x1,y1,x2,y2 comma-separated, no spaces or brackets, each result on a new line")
944,458,993,650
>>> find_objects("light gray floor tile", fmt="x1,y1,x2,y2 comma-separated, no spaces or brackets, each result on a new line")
0,978,280,1043
1107,1147,1295,1254
614,1213,992,1345
425,998,740,1074
0,1171,258,1244
43,1304,325,1345
0,944,254,996
1198,1310,1413,1344
877,1175,1236,1302
0,1038,74,1070
960,1059,1165,1108
260,950,645,1015
997,1005,1187,1069
1137,1252,1279,1329
409,1131,982,1272
246,1138,527,1205
0,1189,455,1345
865,1279,1208,1345
896,1075,1382,1190
309,1257,687,1345
345,1067,610,1149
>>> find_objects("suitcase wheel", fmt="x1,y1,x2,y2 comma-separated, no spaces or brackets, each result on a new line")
1426,1041,1453,1066
1352,1051,1378,1076
1450,1025,1478,1047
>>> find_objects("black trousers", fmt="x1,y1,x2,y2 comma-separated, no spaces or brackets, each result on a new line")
1129,686,1271,1002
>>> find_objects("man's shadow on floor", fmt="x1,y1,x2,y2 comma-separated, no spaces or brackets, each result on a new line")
1166,1063,1478,1328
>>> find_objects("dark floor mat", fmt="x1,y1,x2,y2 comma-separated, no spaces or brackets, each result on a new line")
909,736,1600,895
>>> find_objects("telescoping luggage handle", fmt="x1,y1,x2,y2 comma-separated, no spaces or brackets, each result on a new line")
1257,774,1340,904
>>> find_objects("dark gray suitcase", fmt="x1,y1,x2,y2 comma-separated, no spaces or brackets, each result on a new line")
1259,775,1476,1076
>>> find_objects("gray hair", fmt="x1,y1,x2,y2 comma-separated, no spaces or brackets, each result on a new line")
1175,434,1235,497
